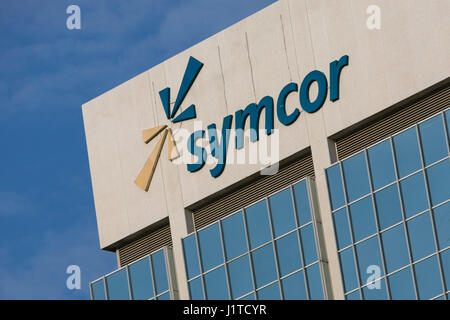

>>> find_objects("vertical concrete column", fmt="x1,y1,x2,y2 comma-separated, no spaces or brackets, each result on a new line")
305,110,345,299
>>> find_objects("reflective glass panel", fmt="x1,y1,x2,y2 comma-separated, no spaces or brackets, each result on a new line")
356,236,384,282
393,127,422,178
300,224,318,265
129,257,154,300
381,224,409,273
251,243,277,288
326,164,345,210
446,110,450,139
227,255,253,299
275,232,302,276
440,249,450,290
182,234,200,279
433,202,450,250
157,292,170,300
362,278,387,300
349,196,377,242
342,152,371,202
106,269,130,300
339,248,358,292
239,293,255,300
204,266,229,300
257,282,280,300
306,263,324,300
152,250,169,294
221,211,248,260
281,271,307,300
426,160,450,207
345,290,361,300
92,280,106,300
367,139,396,190
388,268,415,300
198,223,224,272
188,277,204,300
269,188,296,238
419,115,447,165
293,180,312,225
245,200,271,249
414,255,443,300
400,172,428,218
407,212,436,261
374,184,403,230
333,207,351,250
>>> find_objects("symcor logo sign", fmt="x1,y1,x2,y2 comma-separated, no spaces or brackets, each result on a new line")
186,54,349,177
135,54,349,191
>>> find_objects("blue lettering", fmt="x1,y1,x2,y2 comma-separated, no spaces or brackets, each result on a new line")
187,130,206,172
277,82,300,125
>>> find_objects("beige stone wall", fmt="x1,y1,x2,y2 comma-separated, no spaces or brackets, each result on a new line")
82,0,450,299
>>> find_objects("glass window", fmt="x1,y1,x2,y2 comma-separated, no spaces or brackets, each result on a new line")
106,269,130,300
349,196,377,242
306,263,324,300
407,212,436,261
400,172,428,218
381,224,409,273
275,232,302,276
426,160,450,207
356,236,384,284
221,211,248,260
342,152,371,202
251,243,277,288
293,180,312,225
362,278,388,300
198,223,224,272
433,202,450,250
339,248,359,293
388,268,416,300
333,207,351,250
374,184,403,230
188,277,204,300
151,250,169,294
326,164,345,210
157,292,170,300
182,234,200,279
440,249,450,290
414,255,443,300
245,200,272,249
281,271,307,300
445,110,450,139
204,266,229,300
239,293,255,300
419,114,448,165
257,282,281,300
269,188,296,237
367,139,396,190
92,279,106,300
300,224,318,265
128,257,154,300
227,255,253,299
393,127,422,178
345,290,361,300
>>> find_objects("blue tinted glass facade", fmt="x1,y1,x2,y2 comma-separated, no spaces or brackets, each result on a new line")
182,178,325,300
326,111,450,300
90,247,174,300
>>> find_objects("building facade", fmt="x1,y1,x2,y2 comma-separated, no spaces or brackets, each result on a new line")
83,0,450,300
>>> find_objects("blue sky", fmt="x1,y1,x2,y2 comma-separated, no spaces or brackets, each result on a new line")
0,0,276,299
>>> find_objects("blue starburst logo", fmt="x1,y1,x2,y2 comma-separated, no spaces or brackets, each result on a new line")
135,57,203,191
